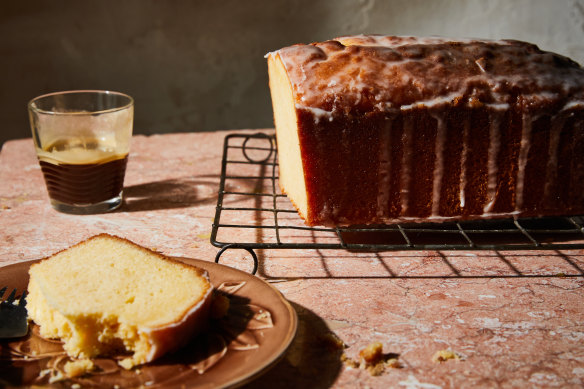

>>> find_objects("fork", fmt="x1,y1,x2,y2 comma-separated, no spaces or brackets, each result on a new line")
0,287,29,338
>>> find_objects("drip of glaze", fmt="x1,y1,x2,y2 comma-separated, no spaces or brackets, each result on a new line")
377,118,392,219
431,113,447,217
483,111,503,213
400,116,414,215
515,112,534,211
544,114,566,204
459,116,470,209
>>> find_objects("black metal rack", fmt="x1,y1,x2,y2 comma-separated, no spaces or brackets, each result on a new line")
210,132,584,274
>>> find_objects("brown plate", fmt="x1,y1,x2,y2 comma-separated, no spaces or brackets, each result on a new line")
0,257,297,388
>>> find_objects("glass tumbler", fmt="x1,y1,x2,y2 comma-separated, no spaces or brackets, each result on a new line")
28,90,134,214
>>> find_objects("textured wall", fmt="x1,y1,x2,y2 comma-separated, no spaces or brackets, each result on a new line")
1,0,583,146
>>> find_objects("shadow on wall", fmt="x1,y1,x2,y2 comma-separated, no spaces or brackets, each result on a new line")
1,0,582,147
0,0,360,146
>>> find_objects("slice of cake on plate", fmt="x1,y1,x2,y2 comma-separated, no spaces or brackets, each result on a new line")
27,234,213,369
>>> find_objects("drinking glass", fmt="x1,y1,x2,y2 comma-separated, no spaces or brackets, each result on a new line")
28,90,134,214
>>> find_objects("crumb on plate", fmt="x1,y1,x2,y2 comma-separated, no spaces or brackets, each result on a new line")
64,359,95,378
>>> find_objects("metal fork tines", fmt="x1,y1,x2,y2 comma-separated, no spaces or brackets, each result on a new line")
0,287,29,338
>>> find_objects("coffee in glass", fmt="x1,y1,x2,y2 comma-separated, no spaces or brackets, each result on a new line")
28,90,134,214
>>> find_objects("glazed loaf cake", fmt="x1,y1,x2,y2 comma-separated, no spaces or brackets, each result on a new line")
267,35,584,226
27,234,213,369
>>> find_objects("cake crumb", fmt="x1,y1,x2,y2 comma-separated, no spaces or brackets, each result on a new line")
342,341,401,376
386,357,401,369
119,358,136,370
359,341,384,365
64,359,95,378
432,349,463,363
367,361,386,377
341,353,360,369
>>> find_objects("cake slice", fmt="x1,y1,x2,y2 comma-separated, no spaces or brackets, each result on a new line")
27,234,213,369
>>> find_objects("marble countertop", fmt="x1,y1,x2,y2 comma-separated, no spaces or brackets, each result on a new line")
1,130,584,388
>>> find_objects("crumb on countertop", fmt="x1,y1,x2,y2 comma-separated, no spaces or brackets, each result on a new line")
342,341,402,376
359,341,384,365
432,349,463,363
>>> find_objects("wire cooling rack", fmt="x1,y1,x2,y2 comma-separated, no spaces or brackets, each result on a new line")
210,132,584,273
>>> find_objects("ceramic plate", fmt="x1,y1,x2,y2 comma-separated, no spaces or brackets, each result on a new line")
0,257,297,388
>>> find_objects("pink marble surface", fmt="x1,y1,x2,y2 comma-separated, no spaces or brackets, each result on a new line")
1,130,584,388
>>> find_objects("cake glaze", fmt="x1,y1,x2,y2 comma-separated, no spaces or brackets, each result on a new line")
267,35,584,226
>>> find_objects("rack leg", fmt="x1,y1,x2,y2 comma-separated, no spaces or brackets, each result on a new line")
214,244,259,275
241,133,274,163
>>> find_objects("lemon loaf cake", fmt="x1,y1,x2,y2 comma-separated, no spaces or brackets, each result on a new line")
27,234,213,369
267,35,584,226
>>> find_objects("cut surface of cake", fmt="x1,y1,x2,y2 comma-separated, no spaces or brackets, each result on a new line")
27,234,213,369
267,35,584,226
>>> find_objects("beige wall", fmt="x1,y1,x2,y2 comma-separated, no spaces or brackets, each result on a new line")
1,0,583,147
